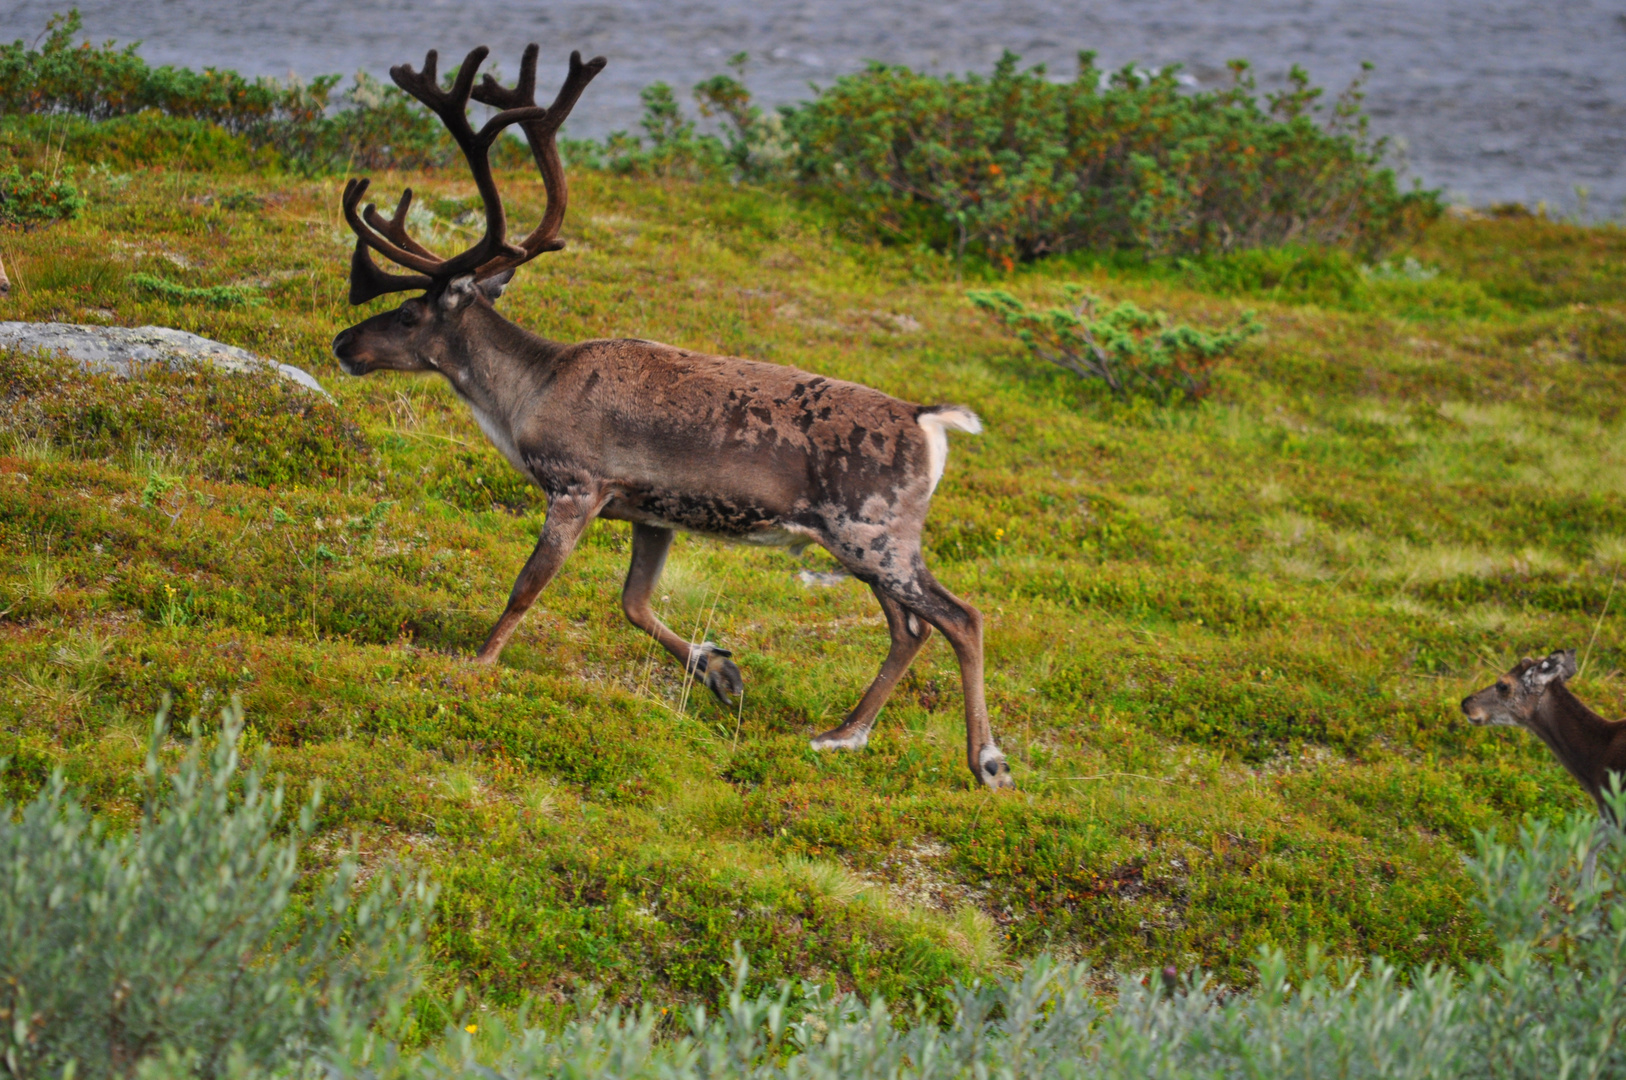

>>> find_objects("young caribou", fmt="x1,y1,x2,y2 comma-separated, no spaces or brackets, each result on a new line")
329,45,1013,789
1461,649,1626,821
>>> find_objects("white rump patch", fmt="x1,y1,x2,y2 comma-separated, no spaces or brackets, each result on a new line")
916,406,983,495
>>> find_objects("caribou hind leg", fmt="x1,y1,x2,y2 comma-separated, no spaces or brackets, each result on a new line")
811,590,933,750
620,523,743,705
895,570,1010,789
820,533,1012,790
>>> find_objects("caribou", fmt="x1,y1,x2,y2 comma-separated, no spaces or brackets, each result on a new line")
329,45,1012,789
1462,649,1626,822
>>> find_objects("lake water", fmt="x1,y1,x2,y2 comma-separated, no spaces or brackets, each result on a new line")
5,0,1624,215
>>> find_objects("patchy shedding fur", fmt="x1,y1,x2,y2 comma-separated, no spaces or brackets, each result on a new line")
334,300,1010,788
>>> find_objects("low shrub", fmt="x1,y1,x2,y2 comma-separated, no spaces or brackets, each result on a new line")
693,55,797,181
0,698,433,1080
5,14,1441,264
569,83,730,180
13,739,1626,1078
0,10,448,173
566,57,791,182
786,54,1440,262
129,271,264,308
969,286,1262,402
0,11,332,135
0,164,84,226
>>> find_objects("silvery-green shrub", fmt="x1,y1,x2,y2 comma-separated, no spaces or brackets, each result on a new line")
10,703,1626,1080
0,699,432,1080
325,794,1626,1080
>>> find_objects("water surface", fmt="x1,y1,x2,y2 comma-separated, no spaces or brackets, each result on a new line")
5,1,1624,213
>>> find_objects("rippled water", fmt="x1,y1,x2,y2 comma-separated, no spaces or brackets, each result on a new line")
5,1,1624,214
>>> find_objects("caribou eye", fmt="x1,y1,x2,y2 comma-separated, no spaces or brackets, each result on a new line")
398,303,422,327
1496,682,1510,697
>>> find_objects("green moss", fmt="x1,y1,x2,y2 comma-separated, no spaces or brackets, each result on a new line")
129,271,264,308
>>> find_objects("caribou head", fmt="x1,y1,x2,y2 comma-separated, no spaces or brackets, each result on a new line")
332,45,603,376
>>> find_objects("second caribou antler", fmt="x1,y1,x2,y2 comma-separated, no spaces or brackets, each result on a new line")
343,46,606,304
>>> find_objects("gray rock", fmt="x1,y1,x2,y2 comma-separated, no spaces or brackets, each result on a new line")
0,321,331,399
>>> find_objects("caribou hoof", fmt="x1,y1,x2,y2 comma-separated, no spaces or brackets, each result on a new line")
809,722,871,751
704,656,743,706
691,644,743,707
976,745,1015,790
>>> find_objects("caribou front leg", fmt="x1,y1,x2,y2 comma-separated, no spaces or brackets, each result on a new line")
475,492,596,663
620,522,743,705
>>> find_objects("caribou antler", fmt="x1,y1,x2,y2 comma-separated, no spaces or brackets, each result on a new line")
343,46,606,305
471,47,608,278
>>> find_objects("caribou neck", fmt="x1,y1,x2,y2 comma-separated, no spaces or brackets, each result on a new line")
438,308,561,420
1532,683,1623,812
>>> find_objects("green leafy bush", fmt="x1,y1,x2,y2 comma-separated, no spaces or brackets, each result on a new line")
787,54,1440,262
0,11,333,133
574,83,730,180
300,71,451,173
562,57,790,182
694,54,797,181
969,286,1262,402
0,698,432,1080
0,10,447,173
0,165,84,225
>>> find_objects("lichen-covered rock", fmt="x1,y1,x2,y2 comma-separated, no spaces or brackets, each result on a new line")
0,327,369,488
0,321,329,398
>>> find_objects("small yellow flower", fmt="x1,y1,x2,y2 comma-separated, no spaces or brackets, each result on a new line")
994,528,1005,540
465,1024,478,1034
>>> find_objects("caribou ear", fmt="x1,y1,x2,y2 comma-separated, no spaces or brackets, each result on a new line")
440,275,479,311
479,269,515,301
1555,649,1579,680
1523,651,1572,691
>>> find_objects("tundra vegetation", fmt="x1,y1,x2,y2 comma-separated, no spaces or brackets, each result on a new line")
7,712,1626,1078
3,9,1626,1072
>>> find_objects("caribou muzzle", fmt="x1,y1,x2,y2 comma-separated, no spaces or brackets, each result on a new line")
331,328,366,374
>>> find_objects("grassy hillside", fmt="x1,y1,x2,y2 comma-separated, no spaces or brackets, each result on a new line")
2,153,1624,1027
